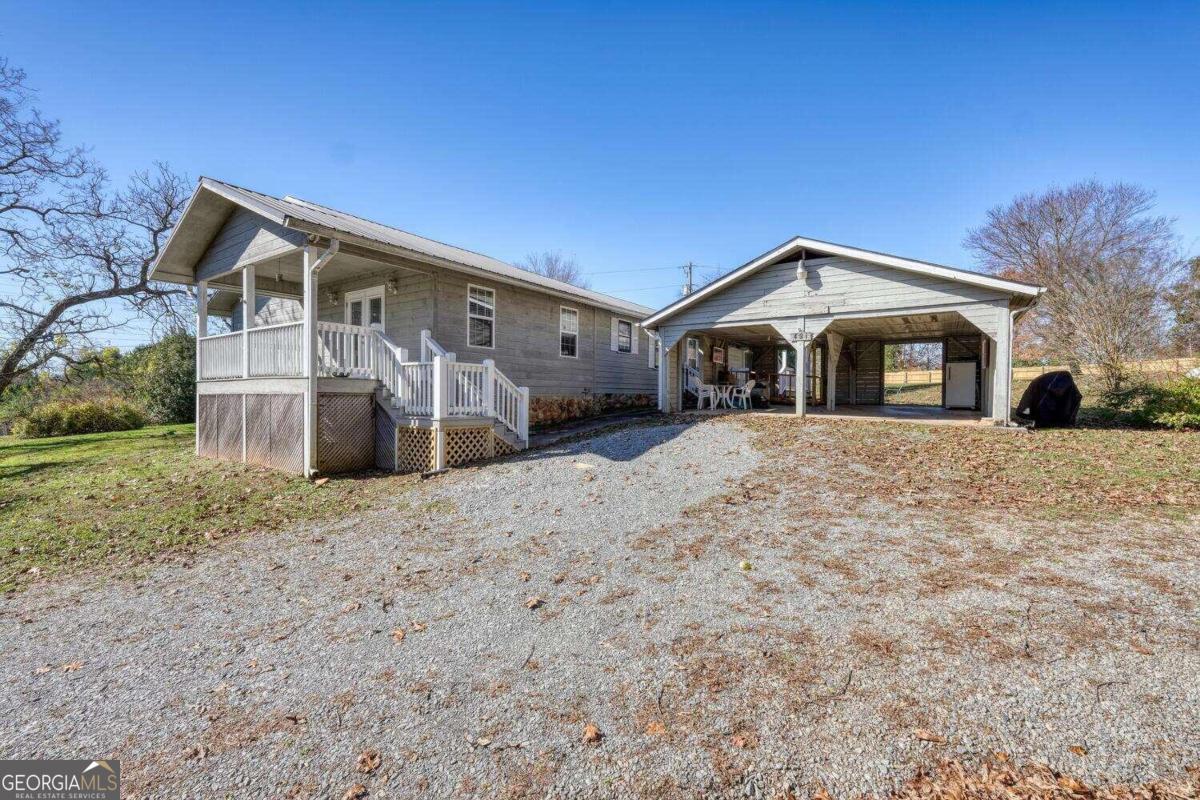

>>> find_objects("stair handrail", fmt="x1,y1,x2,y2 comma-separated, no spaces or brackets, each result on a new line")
420,329,455,362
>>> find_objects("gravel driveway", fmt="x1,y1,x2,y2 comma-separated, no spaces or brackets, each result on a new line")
2,415,1197,799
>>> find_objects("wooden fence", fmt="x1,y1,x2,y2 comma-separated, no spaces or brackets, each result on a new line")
885,357,1200,386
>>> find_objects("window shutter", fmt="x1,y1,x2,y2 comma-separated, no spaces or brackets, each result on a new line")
610,317,619,351
631,326,639,355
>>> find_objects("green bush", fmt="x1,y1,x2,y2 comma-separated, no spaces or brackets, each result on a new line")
14,399,147,438
127,333,195,423
1123,378,1200,430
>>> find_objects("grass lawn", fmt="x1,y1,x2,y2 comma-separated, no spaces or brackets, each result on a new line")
0,424,410,593
883,382,942,405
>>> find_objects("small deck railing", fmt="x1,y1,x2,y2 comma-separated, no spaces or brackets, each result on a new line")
198,330,243,380
249,322,304,377
196,324,528,444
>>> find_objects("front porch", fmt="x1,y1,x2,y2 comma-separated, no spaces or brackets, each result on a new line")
194,242,529,476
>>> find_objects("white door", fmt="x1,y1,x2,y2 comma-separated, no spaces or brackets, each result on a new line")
945,361,977,408
345,286,386,331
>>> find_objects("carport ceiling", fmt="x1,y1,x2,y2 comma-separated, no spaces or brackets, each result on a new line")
829,312,978,341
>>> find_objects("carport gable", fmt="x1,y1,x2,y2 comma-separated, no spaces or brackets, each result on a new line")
641,236,1040,333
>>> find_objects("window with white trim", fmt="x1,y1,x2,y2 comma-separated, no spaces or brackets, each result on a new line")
559,306,578,358
617,320,632,353
609,316,638,354
686,337,700,370
648,333,659,369
467,284,495,348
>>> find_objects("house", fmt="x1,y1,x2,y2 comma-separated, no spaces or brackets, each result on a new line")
640,236,1044,422
150,178,658,476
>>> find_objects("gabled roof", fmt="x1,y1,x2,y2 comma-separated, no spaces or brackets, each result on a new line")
151,177,654,318
641,235,1044,328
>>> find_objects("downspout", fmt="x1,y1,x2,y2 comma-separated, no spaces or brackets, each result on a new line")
303,239,340,477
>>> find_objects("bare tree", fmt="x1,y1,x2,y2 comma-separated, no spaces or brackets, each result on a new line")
1165,256,1200,355
0,59,189,396
519,250,590,288
965,181,1184,393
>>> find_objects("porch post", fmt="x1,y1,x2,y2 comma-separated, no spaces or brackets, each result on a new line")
301,241,339,477
432,355,448,471
991,310,1013,425
656,337,667,412
825,331,843,411
795,340,806,417
195,280,207,456
303,248,319,476
483,358,496,416
242,264,255,378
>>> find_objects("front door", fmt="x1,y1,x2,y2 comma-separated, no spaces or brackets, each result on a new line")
345,286,386,332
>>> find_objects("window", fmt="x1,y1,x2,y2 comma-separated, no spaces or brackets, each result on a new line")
648,333,659,369
615,319,633,353
559,306,578,358
467,284,495,348
686,337,700,370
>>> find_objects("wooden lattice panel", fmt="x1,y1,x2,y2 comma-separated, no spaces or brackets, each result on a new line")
245,394,304,474
375,407,397,471
445,426,495,467
396,426,435,474
318,393,375,474
197,394,243,462
493,434,518,458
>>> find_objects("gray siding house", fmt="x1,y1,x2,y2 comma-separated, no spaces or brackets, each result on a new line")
641,236,1044,423
151,178,657,476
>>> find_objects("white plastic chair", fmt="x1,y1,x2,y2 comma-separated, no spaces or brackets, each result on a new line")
686,366,718,410
730,379,757,410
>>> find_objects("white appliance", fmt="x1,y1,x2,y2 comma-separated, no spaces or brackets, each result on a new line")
945,361,977,409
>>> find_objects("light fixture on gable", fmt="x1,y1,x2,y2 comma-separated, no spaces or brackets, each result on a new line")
386,276,399,295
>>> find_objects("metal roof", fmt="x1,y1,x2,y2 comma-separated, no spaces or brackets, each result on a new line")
152,177,653,318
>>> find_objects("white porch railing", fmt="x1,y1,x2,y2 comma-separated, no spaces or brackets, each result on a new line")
196,323,528,444
198,330,243,379
491,367,529,442
317,321,376,378
420,328,455,362
248,322,304,377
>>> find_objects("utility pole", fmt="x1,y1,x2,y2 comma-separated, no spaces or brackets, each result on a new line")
681,262,694,295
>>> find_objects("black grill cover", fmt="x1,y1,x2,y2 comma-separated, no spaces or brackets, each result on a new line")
1015,370,1082,428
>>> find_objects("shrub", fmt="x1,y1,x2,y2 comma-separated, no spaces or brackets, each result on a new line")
14,398,147,438
1120,378,1200,430
127,333,196,423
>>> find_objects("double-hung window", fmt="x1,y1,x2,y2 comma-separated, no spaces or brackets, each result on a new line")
559,306,579,358
616,320,632,353
468,284,495,348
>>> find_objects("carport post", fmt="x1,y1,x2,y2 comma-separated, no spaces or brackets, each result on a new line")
795,340,806,418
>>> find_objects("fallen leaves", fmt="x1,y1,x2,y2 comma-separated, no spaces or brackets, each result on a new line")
524,595,544,610
582,722,603,745
391,628,406,644
1068,745,1089,757
356,749,381,774
341,784,367,800
644,721,667,736
61,661,84,672
914,728,947,744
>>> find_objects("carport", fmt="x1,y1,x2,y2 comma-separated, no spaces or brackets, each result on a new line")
641,236,1043,423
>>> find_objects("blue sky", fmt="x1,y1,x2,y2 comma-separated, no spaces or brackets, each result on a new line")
4,1,1198,349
